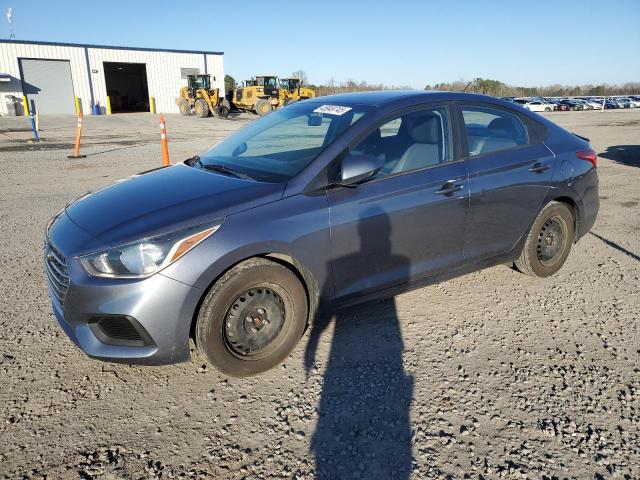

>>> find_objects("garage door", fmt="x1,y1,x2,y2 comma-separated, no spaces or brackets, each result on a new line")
19,59,76,114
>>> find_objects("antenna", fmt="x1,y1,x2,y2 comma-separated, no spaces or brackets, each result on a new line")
7,7,14,39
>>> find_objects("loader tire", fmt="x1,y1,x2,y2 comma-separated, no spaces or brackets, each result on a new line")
178,99,192,116
214,99,231,119
195,99,209,118
255,99,273,116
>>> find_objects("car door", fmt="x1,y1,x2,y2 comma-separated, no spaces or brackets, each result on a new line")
458,102,554,261
326,103,469,302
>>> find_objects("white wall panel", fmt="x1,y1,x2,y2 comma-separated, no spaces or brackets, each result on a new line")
1,41,224,115
0,42,90,115
87,48,223,113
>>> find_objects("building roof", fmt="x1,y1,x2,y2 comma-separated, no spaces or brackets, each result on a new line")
0,39,223,56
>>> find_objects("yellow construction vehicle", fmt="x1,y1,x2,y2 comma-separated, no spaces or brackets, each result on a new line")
176,74,230,119
233,76,280,116
279,78,315,105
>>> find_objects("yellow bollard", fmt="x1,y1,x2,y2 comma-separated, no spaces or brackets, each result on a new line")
22,95,29,116
150,96,156,114
35,112,40,132
106,96,112,115
75,96,81,115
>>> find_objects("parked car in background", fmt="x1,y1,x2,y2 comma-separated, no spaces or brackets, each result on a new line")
617,97,639,108
559,99,583,111
521,100,554,112
588,98,606,109
572,99,594,110
604,99,619,109
44,91,600,376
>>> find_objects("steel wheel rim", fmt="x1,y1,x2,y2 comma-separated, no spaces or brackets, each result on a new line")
536,215,567,266
224,287,286,357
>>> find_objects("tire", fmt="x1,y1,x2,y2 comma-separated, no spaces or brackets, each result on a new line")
514,201,575,277
195,258,308,376
178,99,191,116
214,99,231,119
255,99,273,116
545,107,551,112
194,98,209,118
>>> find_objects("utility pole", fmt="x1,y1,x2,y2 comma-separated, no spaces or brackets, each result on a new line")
7,6,15,39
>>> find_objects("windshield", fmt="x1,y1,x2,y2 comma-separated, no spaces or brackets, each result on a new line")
194,102,371,182
190,76,209,89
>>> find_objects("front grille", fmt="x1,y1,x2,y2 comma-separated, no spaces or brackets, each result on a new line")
44,240,69,305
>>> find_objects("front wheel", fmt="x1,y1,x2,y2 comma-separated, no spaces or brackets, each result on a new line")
195,258,308,376
194,98,209,118
255,99,273,116
514,201,574,277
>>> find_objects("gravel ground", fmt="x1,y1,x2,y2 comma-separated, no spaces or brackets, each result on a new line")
0,109,638,479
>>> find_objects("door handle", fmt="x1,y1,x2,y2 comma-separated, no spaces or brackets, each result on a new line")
529,162,551,173
435,180,464,195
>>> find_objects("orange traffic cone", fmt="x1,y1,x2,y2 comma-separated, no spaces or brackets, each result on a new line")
160,114,170,166
67,113,86,158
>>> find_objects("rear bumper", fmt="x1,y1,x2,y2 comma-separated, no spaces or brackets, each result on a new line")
576,168,599,239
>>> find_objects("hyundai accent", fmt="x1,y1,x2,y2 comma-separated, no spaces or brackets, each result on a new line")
44,91,599,376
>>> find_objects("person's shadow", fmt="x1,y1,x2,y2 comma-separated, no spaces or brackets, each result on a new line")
304,207,414,479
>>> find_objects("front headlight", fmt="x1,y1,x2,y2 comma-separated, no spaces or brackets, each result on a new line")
79,220,222,278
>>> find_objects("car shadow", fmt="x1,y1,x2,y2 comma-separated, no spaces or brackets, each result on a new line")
304,208,414,479
598,145,640,168
590,232,640,262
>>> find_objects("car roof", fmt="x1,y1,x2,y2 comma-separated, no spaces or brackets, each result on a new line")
304,90,509,107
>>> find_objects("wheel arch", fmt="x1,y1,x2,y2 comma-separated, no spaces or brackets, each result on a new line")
188,252,319,342
547,195,580,242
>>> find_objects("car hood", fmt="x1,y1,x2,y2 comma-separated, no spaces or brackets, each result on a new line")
65,163,285,248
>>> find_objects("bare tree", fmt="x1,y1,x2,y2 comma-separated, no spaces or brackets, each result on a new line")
291,70,308,84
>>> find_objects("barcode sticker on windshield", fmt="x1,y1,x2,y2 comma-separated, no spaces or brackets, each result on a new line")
313,105,352,116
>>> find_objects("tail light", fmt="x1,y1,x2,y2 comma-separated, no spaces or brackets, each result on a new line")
576,149,597,168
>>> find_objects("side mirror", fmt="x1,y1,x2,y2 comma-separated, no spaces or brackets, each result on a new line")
308,114,322,126
232,142,247,156
340,154,381,186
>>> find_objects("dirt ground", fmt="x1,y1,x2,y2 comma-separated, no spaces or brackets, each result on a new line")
0,108,638,479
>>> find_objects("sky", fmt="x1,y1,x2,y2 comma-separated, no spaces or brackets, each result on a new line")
1,0,639,89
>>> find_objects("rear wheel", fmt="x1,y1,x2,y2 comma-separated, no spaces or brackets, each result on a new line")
194,98,209,118
255,99,273,116
178,99,192,116
514,201,574,277
545,107,551,112
195,258,308,376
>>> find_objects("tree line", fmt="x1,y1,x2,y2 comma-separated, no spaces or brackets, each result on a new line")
424,78,640,97
224,73,638,97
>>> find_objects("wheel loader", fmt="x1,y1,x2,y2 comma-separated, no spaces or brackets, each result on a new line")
279,78,315,105
233,76,281,116
176,74,230,119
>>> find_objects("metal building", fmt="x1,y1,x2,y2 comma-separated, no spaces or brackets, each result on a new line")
0,39,224,115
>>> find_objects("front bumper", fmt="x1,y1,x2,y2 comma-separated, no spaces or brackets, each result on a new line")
48,269,202,365
45,212,203,365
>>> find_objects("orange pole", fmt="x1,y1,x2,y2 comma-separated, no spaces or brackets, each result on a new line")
160,114,170,166
67,112,86,159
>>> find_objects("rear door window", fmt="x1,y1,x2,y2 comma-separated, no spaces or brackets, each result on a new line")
461,105,529,156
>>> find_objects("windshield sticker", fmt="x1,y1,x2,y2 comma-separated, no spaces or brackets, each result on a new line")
313,105,352,116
